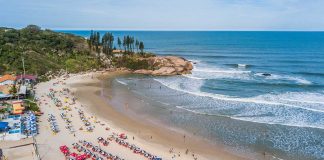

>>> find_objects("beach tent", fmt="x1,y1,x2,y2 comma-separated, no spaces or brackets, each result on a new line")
0,122,9,131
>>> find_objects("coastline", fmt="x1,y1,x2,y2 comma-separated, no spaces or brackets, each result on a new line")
7,70,250,160
70,71,247,160
0,70,250,160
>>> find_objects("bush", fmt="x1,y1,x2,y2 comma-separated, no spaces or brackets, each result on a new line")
0,25,92,75
25,96,40,112
113,56,151,70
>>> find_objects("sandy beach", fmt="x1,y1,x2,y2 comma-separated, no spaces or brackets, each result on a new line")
5,71,246,160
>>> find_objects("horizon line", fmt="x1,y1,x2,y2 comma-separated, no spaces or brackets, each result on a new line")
3,26,324,32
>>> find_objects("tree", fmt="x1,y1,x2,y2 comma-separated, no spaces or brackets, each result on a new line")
135,39,139,53
122,36,126,52
102,32,114,57
88,30,94,51
92,31,101,65
9,85,18,97
23,25,41,33
117,37,122,50
139,41,144,54
131,36,135,52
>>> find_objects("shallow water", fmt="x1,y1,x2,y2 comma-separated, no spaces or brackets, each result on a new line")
113,75,324,160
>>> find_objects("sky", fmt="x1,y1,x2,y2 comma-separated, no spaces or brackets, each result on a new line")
1,0,324,31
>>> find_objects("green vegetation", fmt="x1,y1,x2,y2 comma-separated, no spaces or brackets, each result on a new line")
0,25,97,75
0,25,151,76
9,85,18,96
25,101,40,112
139,41,145,55
0,108,7,114
24,95,40,112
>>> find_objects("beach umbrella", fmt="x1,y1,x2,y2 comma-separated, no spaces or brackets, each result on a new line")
70,152,78,157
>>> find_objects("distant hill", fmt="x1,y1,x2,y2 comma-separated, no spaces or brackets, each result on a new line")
0,25,98,75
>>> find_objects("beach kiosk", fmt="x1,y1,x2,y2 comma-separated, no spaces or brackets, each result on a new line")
12,100,25,115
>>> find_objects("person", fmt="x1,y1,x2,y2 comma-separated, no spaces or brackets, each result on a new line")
169,148,173,153
133,136,135,140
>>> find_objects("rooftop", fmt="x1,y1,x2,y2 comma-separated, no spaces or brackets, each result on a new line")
0,74,16,83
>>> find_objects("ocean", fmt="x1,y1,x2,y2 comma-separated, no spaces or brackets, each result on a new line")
59,31,324,160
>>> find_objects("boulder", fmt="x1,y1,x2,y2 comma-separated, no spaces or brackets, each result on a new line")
152,67,176,75
133,69,153,75
134,56,193,76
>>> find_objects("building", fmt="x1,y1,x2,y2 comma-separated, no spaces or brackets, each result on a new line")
0,85,13,100
16,74,37,84
12,100,25,115
0,85,11,95
0,74,16,86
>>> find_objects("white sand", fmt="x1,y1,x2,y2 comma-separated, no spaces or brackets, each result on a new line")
0,71,244,160
33,72,210,160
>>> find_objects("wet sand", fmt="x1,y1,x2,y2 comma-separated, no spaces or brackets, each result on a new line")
72,72,248,160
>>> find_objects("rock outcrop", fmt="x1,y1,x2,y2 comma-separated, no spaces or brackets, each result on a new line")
134,56,193,76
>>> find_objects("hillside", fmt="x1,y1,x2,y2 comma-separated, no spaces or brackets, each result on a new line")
0,25,97,76
0,25,193,77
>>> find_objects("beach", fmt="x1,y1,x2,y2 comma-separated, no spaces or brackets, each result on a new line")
15,71,245,160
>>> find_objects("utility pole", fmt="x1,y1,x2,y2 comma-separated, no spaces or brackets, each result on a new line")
21,55,26,85
22,57,26,76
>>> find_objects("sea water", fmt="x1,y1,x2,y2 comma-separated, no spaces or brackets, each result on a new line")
59,31,324,160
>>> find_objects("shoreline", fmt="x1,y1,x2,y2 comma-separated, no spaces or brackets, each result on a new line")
71,71,248,160
1,71,248,160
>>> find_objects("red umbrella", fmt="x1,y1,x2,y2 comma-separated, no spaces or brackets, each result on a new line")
60,145,68,150
76,154,87,160
70,152,78,157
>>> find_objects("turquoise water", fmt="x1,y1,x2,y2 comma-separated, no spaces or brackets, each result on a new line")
59,31,324,159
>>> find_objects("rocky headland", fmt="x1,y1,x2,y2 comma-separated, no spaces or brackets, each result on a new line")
134,56,193,76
